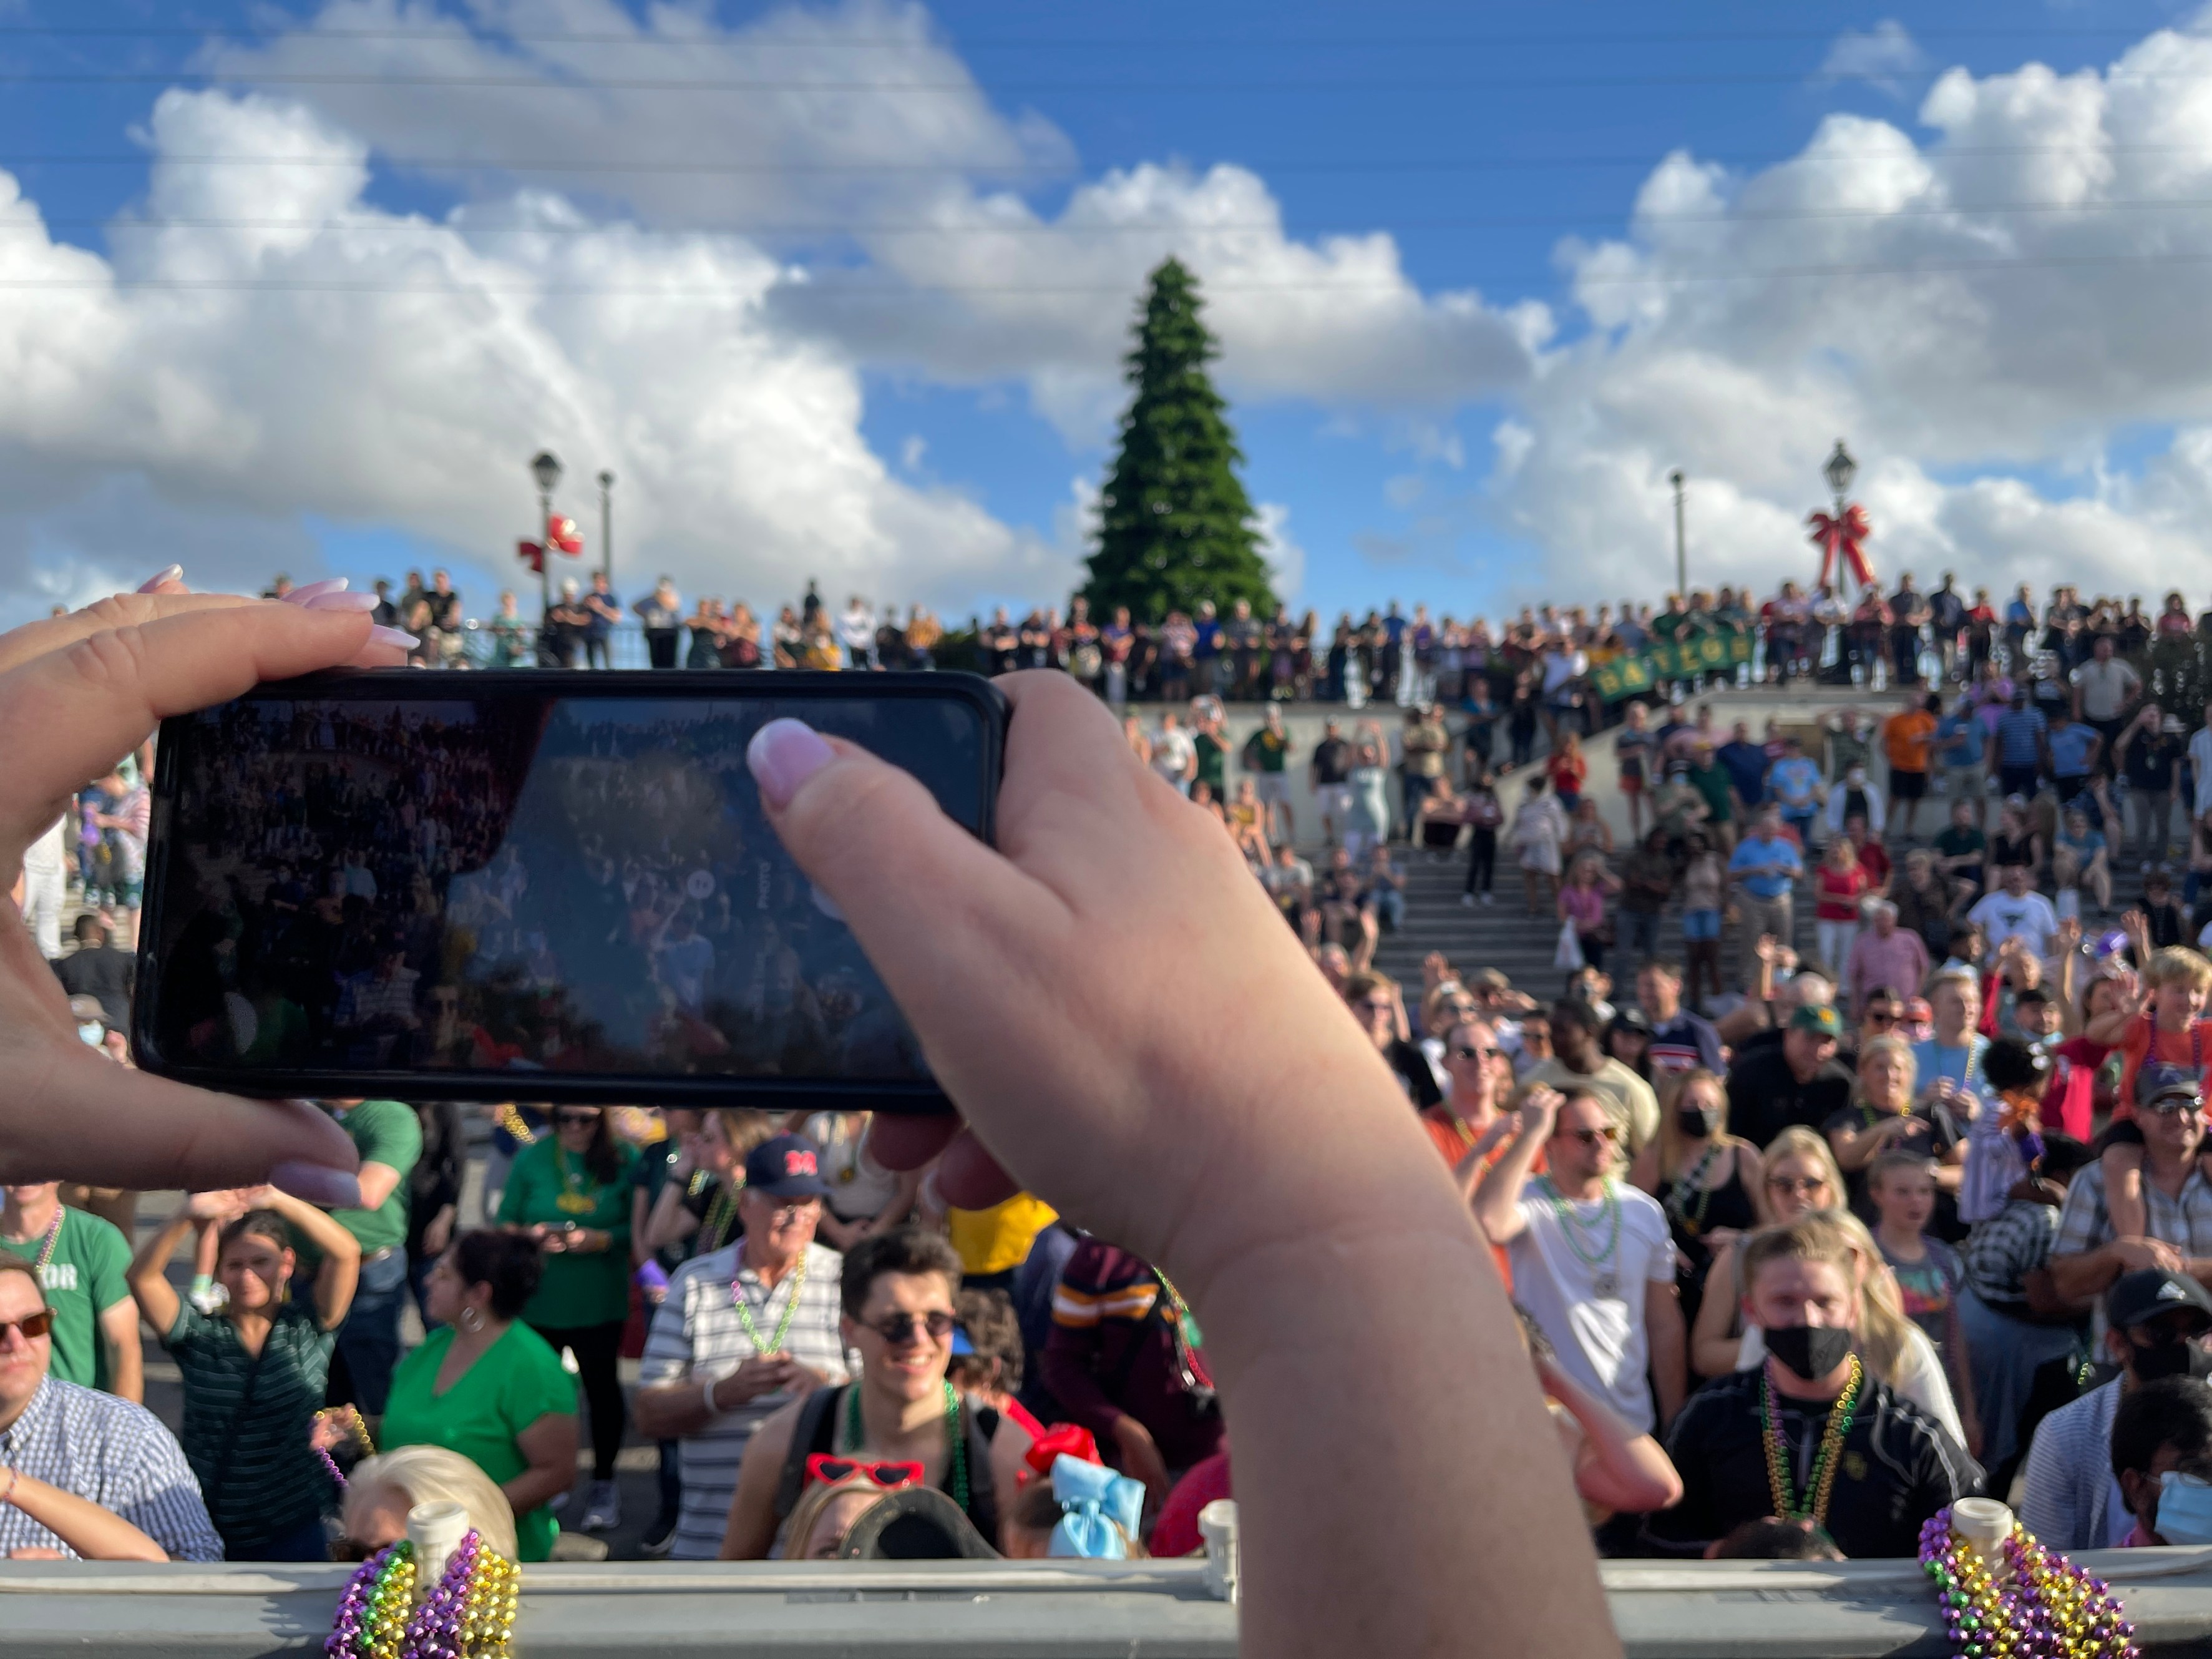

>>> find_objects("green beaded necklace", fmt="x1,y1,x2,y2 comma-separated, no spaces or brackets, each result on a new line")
844,1379,968,1512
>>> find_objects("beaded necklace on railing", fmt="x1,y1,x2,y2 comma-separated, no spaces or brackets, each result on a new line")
1916,1505,2136,1659
325,1530,520,1659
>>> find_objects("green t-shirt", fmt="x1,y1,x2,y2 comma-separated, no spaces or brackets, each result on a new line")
330,1100,422,1257
1689,762,1736,823
1934,825,1987,864
497,1137,638,1329
382,1323,578,1562
165,1299,336,1555
1193,732,1227,793
5,1206,131,1390
1243,728,1289,774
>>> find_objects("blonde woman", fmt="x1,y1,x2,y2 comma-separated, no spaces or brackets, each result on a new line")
1688,1127,1844,1378
1823,1035,1964,1222
340,1444,519,1562
1629,1070,1770,1332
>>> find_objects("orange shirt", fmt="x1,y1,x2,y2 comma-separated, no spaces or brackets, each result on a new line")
1884,710,1938,774
2115,1014,2212,1121
1423,1108,1528,1287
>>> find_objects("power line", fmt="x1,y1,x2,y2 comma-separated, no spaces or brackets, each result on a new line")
7,141,2212,176
36,194,2212,238
16,247,2212,298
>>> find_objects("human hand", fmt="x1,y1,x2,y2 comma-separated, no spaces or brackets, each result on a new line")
1516,1085,1563,1140
2057,916,2083,952
7,1549,64,1560
2112,1237,2186,1275
309,1406,363,1454
1753,934,1780,964
0,584,406,1199
748,673,1450,1283
1109,1414,1172,1506
183,1188,256,1222
422,1208,454,1257
711,1355,801,1409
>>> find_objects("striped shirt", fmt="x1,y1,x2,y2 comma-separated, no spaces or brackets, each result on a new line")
2052,1162,2212,1344
2019,1376,2130,1553
165,1300,336,1557
0,1378,222,1560
638,1241,848,1561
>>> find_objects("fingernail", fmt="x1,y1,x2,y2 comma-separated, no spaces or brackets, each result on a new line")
304,590,380,612
369,625,419,650
747,718,834,808
283,578,349,605
135,564,183,593
270,1160,361,1209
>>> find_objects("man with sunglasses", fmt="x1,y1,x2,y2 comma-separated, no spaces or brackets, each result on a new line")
635,1135,848,1560
0,1255,220,1560
1477,1086,1686,1435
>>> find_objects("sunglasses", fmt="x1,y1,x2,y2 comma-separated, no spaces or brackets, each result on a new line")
1449,1044,1503,1061
1768,1175,1831,1197
2145,1097,2206,1117
1864,1011,1898,1027
1559,1125,1620,1147
803,1454,924,1493
0,1308,56,1343
553,1112,600,1127
857,1309,957,1345
1359,999,1395,1014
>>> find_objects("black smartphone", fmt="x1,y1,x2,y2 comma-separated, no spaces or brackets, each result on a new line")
134,670,1005,1110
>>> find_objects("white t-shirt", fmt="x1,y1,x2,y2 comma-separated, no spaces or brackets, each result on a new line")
1152,729,1196,781
1509,1180,1675,1432
1738,1323,1965,1448
1967,889,2059,957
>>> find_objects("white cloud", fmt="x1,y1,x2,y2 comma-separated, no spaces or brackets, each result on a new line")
1818,21,1927,93
1256,502,1305,602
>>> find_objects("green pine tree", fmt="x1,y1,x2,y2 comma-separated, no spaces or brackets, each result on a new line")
1082,258,1275,624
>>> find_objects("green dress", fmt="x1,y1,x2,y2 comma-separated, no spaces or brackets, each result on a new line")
381,1322,578,1561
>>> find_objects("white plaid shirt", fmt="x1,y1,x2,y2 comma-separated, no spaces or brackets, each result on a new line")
2052,1162,2212,1343
638,1241,849,1561
0,1379,221,1561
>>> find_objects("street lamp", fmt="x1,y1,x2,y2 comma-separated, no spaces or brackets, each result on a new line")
598,470,615,583
529,451,561,627
1822,439,1856,507
1669,468,1686,599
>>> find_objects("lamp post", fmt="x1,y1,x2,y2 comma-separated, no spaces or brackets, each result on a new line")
529,450,562,629
1821,439,1858,600
1669,468,1686,599
598,470,615,583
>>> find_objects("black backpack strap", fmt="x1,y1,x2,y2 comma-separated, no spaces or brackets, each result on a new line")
772,1384,845,1523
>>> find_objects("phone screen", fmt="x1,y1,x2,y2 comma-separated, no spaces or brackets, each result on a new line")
138,673,1000,1105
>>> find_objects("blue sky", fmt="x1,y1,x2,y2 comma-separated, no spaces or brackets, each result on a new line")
2,0,2210,626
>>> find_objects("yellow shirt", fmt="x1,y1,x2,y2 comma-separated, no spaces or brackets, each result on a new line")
946,1194,1058,1277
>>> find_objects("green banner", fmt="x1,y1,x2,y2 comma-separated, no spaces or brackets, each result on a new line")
1592,631,1752,702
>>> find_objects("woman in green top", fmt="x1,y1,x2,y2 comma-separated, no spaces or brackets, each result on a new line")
125,1187,361,1560
381,1230,580,1562
495,1105,636,1534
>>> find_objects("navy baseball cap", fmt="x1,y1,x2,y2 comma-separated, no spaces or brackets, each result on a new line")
743,1133,833,1199
2107,1269,2212,1331
2136,1062,2205,1113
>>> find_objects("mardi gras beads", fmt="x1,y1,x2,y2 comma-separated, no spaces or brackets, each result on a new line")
326,1530,519,1659
1917,1506,2138,1659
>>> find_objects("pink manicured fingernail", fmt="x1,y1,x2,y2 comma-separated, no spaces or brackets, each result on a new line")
305,590,379,612
369,625,419,650
135,564,183,592
283,578,349,605
270,1160,362,1209
747,718,834,808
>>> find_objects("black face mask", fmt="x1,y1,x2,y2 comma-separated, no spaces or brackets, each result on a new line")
1677,1107,1722,1140
1766,1324,1854,1382
2130,1333,2212,1384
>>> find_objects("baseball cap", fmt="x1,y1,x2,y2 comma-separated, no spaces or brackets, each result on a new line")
2136,1062,2205,1112
1902,997,1934,1024
743,1133,833,1199
2107,1269,2212,1331
1788,1004,1843,1039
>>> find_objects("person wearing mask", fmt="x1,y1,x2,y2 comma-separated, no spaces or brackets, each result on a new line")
1629,1069,1768,1333
495,1104,637,1533
1645,1212,1982,1559
1477,1086,1687,1435
125,1187,360,1559
1521,998,1660,1159
1723,1004,1854,1150
319,1098,421,1423
1688,1128,1846,1379
2021,1270,2212,1552
379,1230,580,1562
0,1184,139,1400
724,1228,1035,1557
2109,1376,2212,1548
1822,760,1885,845
633,1135,849,1560
1635,959,1722,1080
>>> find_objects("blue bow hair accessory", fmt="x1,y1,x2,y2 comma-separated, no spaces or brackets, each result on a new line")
1045,1454,1144,1559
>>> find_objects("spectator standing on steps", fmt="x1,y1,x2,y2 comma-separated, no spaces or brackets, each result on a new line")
1521,999,1660,1160
1309,717,1353,846
1728,810,1803,992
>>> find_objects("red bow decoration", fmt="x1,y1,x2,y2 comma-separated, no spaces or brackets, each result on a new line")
547,514,585,555
1020,1424,1100,1484
515,539,545,573
1807,503,1874,589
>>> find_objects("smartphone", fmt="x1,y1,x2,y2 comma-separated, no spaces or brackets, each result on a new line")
134,670,1005,1110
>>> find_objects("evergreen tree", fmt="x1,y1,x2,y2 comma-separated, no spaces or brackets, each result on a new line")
1082,258,1275,623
